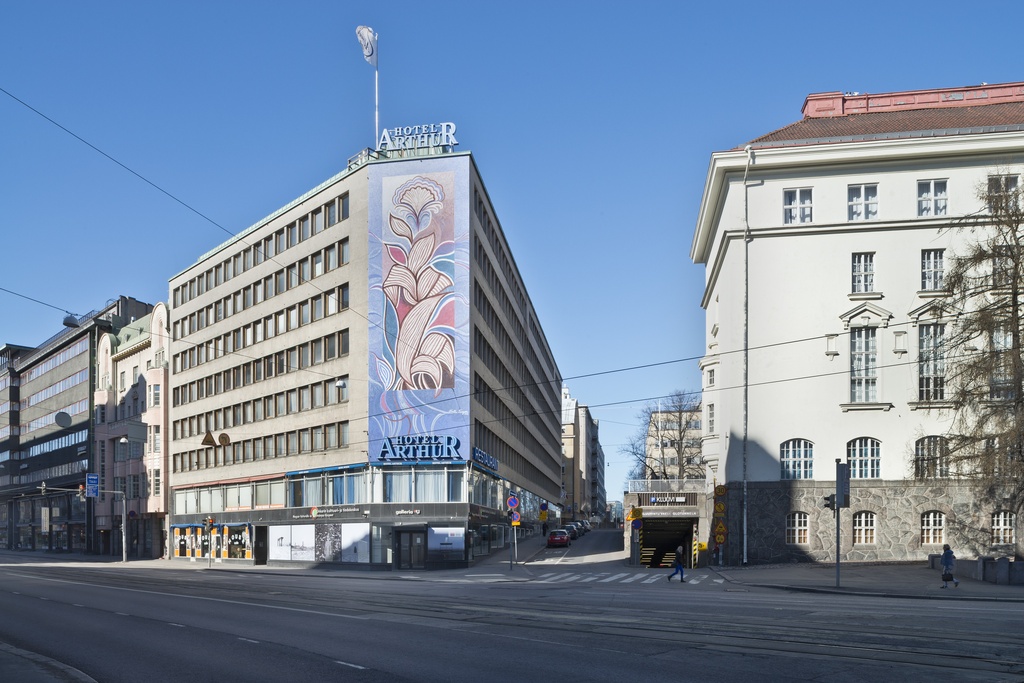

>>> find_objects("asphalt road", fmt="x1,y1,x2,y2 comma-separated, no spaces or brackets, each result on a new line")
1,530,1022,682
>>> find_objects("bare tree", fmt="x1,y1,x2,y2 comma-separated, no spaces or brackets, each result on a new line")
620,390,702,481
941,172,1024,514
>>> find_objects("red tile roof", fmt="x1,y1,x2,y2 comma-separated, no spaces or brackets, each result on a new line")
744,82,1024,149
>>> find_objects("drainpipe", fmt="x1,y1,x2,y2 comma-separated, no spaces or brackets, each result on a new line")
742,144,754,565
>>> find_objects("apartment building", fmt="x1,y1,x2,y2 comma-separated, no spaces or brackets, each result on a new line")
691,82,1024,564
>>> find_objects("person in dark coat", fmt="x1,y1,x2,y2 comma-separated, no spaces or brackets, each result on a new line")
940,543,960,588
667,545,686,583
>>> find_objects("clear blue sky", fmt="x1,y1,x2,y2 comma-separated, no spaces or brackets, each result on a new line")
3,1,1023,501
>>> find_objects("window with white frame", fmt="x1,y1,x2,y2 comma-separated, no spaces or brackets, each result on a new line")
785,512,808,545
917,180,947,216
706,404,715,434
990,326,1015,400
780,439,813,479
850,328,877,402
848,184,878,220
851,253,875,293
914,436,949,479
992,511,1016,544
918,323,946,401
921,511,945,545
921,249,944,291
852,511,876,544
987,174,1019,212
707,368,715,387
783,188,813,224
848,437,880,478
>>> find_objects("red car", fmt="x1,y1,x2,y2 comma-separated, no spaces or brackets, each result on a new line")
547,529,571,548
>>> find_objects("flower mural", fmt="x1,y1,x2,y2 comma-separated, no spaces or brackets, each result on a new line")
380,176,457,393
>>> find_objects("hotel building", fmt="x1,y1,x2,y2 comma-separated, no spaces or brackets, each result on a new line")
167,138,564,569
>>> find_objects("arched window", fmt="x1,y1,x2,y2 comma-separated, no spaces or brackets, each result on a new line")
921,511,945,545
847,437,880,478
780,439,814,479
914,436,949,479
992,511,1016,544
786,512,808,545
852,511,876,544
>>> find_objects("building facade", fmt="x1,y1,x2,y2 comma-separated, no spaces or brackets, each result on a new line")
560,385,607,525
167,142,564,569
94,304,170,558
691,82,1024,565
0,296,153,553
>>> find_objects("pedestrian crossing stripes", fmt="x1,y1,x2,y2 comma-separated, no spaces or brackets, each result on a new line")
534,571,719,586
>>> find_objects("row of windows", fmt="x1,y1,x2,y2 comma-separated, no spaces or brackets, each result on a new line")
172,329,349,409
174,236,350,343
849,249,945,294
781,436,934,479
173,193,350,309
173,466,507,515
24,368,88,408
780,434,1020,480
849,321,1018,404
784,178,954,225
786,510,1016,545
173,376,348,441
21,339,88,384
173,284,349,377
171,420,351,472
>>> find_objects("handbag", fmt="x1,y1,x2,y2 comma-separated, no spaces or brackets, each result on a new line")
941,572,953,582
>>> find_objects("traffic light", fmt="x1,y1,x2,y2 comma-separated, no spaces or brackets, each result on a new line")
823,494,836,510
78,484,86,502
204,517,216,532
40,482,47,495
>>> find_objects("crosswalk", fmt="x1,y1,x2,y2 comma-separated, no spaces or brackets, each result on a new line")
532,571,724,586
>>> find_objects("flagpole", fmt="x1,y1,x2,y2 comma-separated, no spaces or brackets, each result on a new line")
374,32,379,146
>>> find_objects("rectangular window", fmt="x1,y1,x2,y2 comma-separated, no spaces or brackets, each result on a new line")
783,188,813,224
852,253,874,293
341,193,350,221
850,327,877,402
921,249,944,291
785,513,808,545
706,404,715,434
340,283,350,310
988,175,1019,212
919,323,946,401
340,238,350,265
917,180,948,217
848,184,878,221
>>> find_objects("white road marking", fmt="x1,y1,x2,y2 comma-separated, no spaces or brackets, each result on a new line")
621,574,646,583
238,638,259,644
598,573,629,583
335,660,366,670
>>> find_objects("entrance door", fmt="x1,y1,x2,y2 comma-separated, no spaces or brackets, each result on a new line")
254,526,268,565
397,530,426,569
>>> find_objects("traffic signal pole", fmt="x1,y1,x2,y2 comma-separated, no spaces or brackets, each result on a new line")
39,482,126,563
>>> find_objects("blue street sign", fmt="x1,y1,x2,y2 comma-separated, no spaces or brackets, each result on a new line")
86,473,99,498
631,519,643,530
506,495,519,509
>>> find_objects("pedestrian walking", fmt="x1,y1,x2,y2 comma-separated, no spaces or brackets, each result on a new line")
940,543,959,588
667,545,686,583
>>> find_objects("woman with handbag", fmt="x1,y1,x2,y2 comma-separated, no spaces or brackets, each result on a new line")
940,543,960,588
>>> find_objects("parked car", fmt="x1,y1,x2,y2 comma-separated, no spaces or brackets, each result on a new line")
561,525,579,540
547,529,571,548
568,522,585,536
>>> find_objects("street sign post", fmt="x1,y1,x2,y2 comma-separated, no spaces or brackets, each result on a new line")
86,473,99,498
